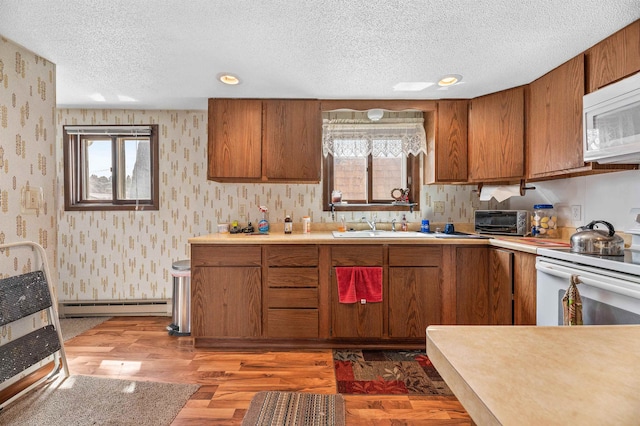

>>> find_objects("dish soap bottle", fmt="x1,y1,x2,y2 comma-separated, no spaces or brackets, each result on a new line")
284,215,293,234
258,206,269,234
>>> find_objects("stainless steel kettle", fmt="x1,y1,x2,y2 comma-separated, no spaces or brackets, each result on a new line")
570,220,625,256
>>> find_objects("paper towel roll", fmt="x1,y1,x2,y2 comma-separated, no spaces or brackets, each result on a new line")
479,185,521,202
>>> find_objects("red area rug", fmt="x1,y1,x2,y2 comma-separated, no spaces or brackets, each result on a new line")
332,349,452,395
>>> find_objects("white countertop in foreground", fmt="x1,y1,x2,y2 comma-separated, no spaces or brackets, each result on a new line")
426,325,640,425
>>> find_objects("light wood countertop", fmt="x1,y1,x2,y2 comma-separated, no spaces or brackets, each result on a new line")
426,325,640,425
188,231,569,253
188,231,490,245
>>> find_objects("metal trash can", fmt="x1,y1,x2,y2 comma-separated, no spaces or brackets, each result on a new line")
167,259,191,336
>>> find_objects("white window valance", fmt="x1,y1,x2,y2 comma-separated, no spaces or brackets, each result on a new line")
322,118,427,158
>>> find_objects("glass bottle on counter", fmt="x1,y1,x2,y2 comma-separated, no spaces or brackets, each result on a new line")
284,215,293,234
401,214,408,231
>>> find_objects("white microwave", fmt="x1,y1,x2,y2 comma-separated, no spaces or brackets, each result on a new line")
583,72,640,164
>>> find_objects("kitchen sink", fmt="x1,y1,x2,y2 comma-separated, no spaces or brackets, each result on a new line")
331,230,437,238
331,230,491,239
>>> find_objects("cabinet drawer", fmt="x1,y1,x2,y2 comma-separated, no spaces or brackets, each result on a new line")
331,245,383,266
267,309,319,338
389,245,442,267
266,245,318,266
267,268,318,288
191,245,261,267
268,288,318,308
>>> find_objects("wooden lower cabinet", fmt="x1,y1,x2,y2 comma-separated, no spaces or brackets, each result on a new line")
191,242,532,348
191,245,263,338
388,245,442,338
388,267,440,338
330,245,384,338
514,251,537,325
455,246,512,325
489,247,537,325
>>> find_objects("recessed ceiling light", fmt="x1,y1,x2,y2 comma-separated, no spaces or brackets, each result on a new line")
218,73,240,85
438,74,463,86
393,82,434,91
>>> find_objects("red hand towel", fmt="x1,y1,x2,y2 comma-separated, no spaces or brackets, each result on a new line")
354,267,382,302
336,267,357,303
335,266,383,303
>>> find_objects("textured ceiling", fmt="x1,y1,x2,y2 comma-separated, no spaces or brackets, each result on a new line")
1,1,639,110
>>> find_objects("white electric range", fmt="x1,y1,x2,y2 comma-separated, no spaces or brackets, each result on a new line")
536,209,640,326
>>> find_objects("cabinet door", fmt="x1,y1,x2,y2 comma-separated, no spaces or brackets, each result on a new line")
489,248,514,325
388,267,440,338
330,245,383,338
456,247,490,325
263,99,321,181
427,100,468,183
191,266,262,337
587,20,640,93
207,99,263,180
331,272,384,338
527,55,585,178
514,252,537,325
468,87,524,181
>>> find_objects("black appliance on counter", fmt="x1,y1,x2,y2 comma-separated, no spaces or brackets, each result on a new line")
474,210,530,236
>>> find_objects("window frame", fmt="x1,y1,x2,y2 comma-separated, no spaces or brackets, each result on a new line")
322,152,421,212
63,124,160,211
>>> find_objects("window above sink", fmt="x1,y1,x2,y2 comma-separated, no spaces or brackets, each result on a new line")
321,109,425,213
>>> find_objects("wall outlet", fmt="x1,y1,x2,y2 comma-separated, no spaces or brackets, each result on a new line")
238,204,246,218
571,205,582,221
434,201,445,214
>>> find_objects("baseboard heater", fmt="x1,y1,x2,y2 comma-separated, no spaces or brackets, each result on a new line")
58,299,172,317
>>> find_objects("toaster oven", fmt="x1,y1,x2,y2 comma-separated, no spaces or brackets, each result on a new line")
474,210,530,236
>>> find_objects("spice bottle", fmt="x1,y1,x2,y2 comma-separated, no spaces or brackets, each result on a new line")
284,215,293,234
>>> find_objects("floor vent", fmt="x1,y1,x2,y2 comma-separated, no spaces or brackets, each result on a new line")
58,299,172,317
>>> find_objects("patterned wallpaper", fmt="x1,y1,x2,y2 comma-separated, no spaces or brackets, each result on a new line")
0,37,56,345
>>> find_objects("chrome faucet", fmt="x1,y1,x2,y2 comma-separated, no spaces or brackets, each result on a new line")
361,216,377,231
391,218,397,232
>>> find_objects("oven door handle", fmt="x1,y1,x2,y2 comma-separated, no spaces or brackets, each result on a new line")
536,262,640,300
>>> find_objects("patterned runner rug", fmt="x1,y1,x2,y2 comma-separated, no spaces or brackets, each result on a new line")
333,349,453,395
242,391,345,426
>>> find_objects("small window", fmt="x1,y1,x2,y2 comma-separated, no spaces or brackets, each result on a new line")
63,125,159,211
322,110,425,210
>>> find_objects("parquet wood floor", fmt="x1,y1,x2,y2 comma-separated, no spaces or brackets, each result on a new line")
59,317,471,425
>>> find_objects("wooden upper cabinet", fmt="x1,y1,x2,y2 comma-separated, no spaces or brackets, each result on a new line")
208,98,262,180
527,55,585,178
586,20,640,93
207,98,322,182
468,86,525,182
426,100,468,183
263,100,321,181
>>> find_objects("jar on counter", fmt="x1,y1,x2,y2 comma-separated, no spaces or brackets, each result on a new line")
532,204,557,238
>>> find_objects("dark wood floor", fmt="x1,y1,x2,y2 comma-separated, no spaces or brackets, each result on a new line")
18,316,473,425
